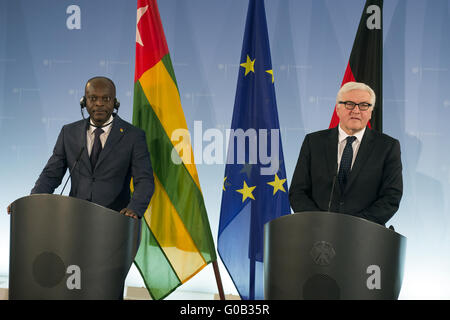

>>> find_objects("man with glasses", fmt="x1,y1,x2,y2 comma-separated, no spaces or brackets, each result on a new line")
289,82,402,226
14,76,154,219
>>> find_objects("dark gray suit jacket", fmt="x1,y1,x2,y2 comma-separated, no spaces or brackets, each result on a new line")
288,127,403,225
31,115,154,218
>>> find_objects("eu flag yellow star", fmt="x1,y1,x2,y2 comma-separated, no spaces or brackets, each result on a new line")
265,69,274,83
267,174,287,195
223,177,227,191
236,180,256,202
240,55,255,76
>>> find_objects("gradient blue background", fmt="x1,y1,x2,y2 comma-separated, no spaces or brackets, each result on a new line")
1,0,449,299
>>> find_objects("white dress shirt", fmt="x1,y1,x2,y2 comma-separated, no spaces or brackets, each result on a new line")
87,115,114,157
337,125,366,171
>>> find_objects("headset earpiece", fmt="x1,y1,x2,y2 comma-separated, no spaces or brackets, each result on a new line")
80,96,86,108
114,98,120,110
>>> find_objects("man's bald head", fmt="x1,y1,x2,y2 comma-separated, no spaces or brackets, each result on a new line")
85,76,116,97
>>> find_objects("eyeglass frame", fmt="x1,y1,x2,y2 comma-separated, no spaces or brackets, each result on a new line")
338,101,372,111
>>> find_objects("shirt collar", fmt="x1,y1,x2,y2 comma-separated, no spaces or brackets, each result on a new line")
88,115,114,135
338,125,366,143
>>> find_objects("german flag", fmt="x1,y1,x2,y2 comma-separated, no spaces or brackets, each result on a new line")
329,0,383,132
132,0,216,300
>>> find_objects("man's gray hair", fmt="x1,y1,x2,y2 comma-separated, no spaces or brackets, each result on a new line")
336,81,376,107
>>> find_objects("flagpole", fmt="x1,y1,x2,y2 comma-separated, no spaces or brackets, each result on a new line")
249,205,256,300
212,260,225,300
249,258,256,300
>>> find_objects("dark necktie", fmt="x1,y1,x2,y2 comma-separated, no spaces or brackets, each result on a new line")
90,128,104,169
338,136,357,191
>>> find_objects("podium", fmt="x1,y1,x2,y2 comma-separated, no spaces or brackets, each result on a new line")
9,194,140,300
264,212,407,300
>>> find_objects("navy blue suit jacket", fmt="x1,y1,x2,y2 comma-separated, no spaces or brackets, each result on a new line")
31,115,154,218
288,127,403,226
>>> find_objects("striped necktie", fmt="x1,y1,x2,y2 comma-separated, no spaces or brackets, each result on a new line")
338,136,357,191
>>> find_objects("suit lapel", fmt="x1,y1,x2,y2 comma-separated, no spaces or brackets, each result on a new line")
325,127,347,196
344,128,375,192
77,120,92,174
325,127,339,193
94,116,125,170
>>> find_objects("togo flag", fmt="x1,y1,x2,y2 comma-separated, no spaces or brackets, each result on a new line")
132,0,217,300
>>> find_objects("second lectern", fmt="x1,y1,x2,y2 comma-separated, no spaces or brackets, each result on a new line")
264,211,407,300
9,194,140,300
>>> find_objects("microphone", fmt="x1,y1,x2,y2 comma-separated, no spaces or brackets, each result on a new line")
60,146,85,196
327,174,337,212
327,164,339,212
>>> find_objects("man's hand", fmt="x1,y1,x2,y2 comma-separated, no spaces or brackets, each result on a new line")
119,208,138,219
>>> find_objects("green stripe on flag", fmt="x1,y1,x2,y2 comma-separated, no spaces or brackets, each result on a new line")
134,222,181,300
161,53,179,92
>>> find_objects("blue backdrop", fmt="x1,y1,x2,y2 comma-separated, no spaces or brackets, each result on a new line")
1,0,449,299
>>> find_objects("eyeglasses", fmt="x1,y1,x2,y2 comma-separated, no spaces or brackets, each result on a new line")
338,101,372,111
87,96,113,103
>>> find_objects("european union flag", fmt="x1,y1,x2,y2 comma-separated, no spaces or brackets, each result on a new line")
217,0,291,300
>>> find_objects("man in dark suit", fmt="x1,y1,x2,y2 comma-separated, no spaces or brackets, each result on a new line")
7,77,154,219
288,82,402,226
